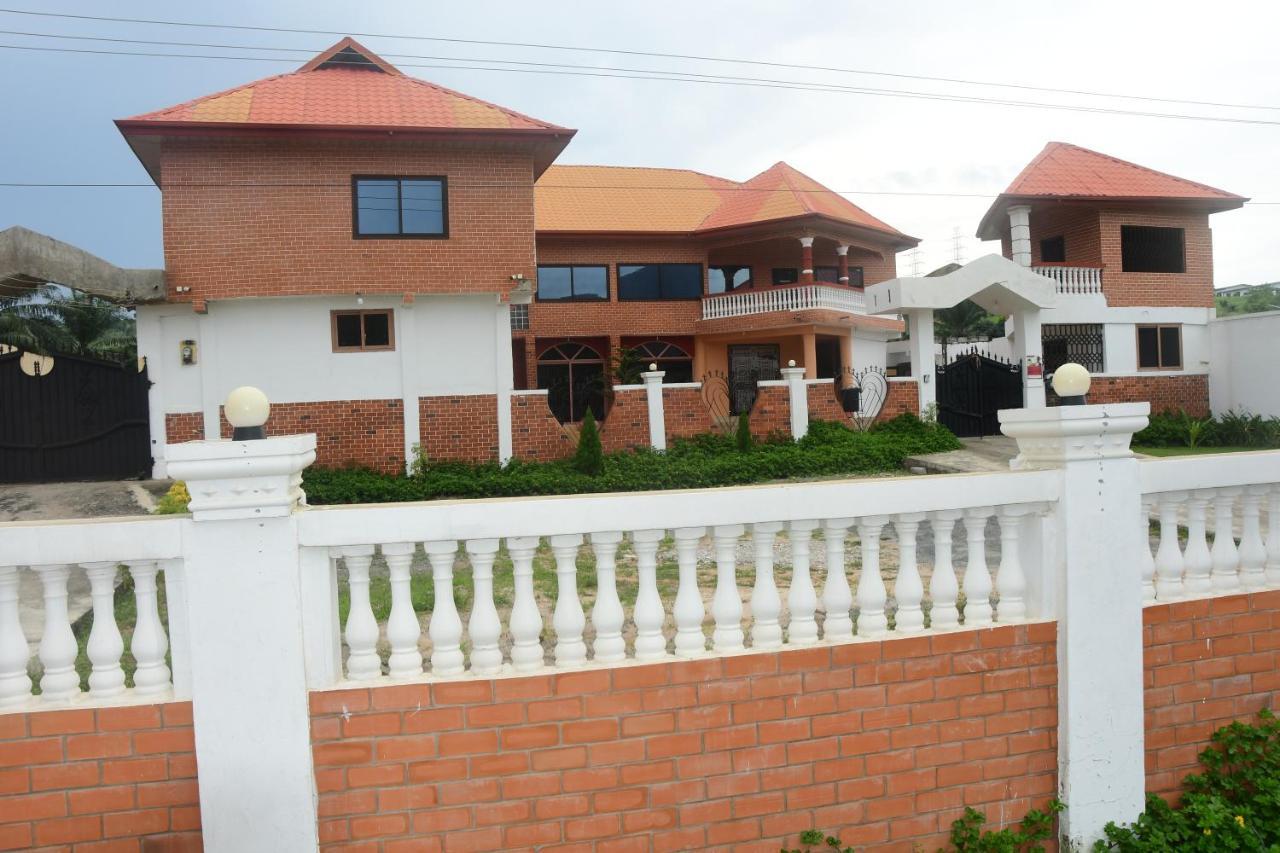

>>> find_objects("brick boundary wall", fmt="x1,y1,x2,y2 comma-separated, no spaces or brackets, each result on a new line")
878,380,920,423
598,388,649,455
217,400,405,473
662,386,716,443
747,385,791,440
807,381,847,425
1064,375,1210,419
1143,590,1280,801
310,623,1057,852
0,702,201,851
512,393,574,460
419,395,499,464
164,413,204,444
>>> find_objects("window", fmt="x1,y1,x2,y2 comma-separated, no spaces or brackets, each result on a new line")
708,265,752,294
814,266,839,284
772,268,799,286
1121,226,1185,273
537,342,605,423
331,309,394,352
617,264,703,300
630,340,694,383
1042,323,1104,374
353,177,447,238
1040,235,1066,263
509,303,529,331
1137,324,1182,370
536,265,608,301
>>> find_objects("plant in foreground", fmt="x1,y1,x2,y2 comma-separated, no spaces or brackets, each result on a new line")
781,829,854,853
947,799,1063,852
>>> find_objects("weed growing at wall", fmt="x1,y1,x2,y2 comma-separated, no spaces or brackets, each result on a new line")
303,414,962,504
784,799,1062,853
153,481,190,514
1135,409,1280,449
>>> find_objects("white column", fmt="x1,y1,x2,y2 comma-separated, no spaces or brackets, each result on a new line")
506,537,543,672
197,309,222,441
424,540,464,676
163,559,193,699
589,532,626,663
1238,487,1267,591
1210,488,1241,592
962,507,995,625
550,533,587,666
996,506,1029,620
928,511,962,628
1267,485,1280,587
673,526,707,657
906,309,936,416
341,546,380,680
0,566,31,705
397,302,420,473
1000,402,1150,846
83,561,126,698
750,521,784,649
1154,493,1186,600
1139,498,1156,603
1008,203,1032,268
128,560,171,694
780,366,808,439
1184,491,1214,594
786,520,820,644
641,370,667,451
856,516,889,637
382,543,422,678
299,548,342,690
894,514,925,632
711,525,745,651
632,529,668,660
466,539,502,675
34,564,78,703
164,434,321,852
494,299,515,464
1012,308,1046,409
821,518,854,640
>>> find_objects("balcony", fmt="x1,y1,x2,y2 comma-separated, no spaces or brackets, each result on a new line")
701,284,867,320
1032,265,1104,296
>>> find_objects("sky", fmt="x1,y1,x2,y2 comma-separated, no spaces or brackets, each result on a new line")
2,0,1278,286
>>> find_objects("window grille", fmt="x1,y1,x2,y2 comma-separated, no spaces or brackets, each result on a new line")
1042,323,1104,374
509,304,529,331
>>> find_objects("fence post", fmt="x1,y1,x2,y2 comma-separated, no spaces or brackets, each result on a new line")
1000,402,1150,846
641,368,666,451
781,365,808,439
165,434,320,853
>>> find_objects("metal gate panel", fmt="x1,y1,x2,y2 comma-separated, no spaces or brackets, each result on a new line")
728,344,780,416
935,351,1022,438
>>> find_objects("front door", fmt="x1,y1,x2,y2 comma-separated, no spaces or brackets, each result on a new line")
728,344,780,416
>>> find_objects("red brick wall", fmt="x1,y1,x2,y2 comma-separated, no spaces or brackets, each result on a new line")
598,388,649,454
165,412,204,443
1025,205,1103,268
0,702,201,851
220,400,404,473
1143,591,1280,800
511,393,574,460
160,138,535,304
1060,374,1209,418
309,623,1057,852
418,395,498,464
807,381,847,425
663,385,715,443
879,380,920,422
748,385,791,440
1099,209,1215,308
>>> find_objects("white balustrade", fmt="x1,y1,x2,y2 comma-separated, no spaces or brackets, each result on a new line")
1238,487,1267,591
465,539,502,675
928,510,962,629
340,546,380,680
0,565,31,705
855,516,889,637
785,520,820,644
701,284,867,320
1268,486,1280,586
506,536,543,672
821,518,855,640
1154,492,1186,600
35,564,79,703
1210,489,1241,592
893,514,925,632
382,542,422,678
749,522,784,649
631,529,667,660
673,527,706,657
127,561,171,694
996,506,1029,621
425,540,464,676
1139,499,1156,603
550,533,587,666
962,507,995,626
711,525,746,652
1031,265,1104,295
83,562,126,698
589,532,626,663
1183,492,1214,594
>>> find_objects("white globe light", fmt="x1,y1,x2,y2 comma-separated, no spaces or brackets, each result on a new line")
649,363,658,371
225,386,270,429
787,359,796,368
1051,363,1092,398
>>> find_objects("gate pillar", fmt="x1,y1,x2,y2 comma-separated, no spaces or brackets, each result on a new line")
1012,307,1047,408
904,309,935,416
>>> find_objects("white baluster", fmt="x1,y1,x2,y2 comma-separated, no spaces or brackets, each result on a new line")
856,516,889,637
962,507,994,626
341,546,380,680
928,510,962,629
631,529,667,660
381,543,422,679
893,514,925,633
1139,499,1156,602
821,518,855,640
0,566,31,705
549,534,587,667
126,561,170,694
506,537,543,672
996,507,1029,621
82,562,125,698
672,527,706,657
1155,492,1186,600
1184,491,1213,594
464,539,502,675
590,532,626,664
35,564,78,702
750,522,784,649
1267,486,1280,587
1238,487,1268,591
1210,488,1241,592
787,520,820,644
711,525,745,651
424,540,464,676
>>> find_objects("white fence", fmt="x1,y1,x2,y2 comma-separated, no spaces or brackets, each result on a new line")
1209,309,1280,418
1032,265,1104,295
701,284,867,320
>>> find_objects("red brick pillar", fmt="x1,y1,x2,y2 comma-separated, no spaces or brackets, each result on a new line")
836,244,850,285
800,236,815,284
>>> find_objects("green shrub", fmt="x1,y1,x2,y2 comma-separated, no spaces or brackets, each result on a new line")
153,481,190,515
1135,409,1280,450
947,800,1062,852
573,410,604,475
736,412,754,452
781,829,853,853
1094,710,1280,851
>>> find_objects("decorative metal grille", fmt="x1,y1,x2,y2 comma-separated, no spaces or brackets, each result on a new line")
1042,323,1105,374
509,303,529,331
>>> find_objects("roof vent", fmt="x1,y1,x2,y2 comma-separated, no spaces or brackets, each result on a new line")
314,46,384,72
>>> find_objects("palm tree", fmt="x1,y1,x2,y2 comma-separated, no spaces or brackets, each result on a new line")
0,285,136,360
934,300,1005,364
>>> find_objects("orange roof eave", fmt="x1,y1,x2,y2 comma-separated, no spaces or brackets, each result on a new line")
976,190,1249,239
693,211,918,249
114,118,574,140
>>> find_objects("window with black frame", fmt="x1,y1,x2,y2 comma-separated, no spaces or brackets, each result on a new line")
536,342,606,423
536,265,609,301
1040,236,1066,263
630,340,694,383
353,177,447,237
1137,324,1182,370
1121,226,1185,273
708,265,752,294
772,268,799,286
617,264,703,300
1042,323,1104,374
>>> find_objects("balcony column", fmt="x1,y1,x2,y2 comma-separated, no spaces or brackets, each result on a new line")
1008,204,1032,267
802,333,818,380
836,244,850,285
799,236,815,283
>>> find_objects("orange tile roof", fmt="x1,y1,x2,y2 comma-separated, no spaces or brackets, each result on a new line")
536,162,913,245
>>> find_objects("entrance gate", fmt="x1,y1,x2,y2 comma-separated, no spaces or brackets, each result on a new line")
727,344,780,416
935,350,1022,437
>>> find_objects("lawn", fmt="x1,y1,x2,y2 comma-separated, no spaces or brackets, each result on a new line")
1134,446,1257,457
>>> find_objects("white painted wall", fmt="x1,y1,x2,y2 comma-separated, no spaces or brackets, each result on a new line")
1209,309,1280,416
851,329,888,374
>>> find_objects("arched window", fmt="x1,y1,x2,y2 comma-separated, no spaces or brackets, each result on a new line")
536,342,605,424
631,340,694,383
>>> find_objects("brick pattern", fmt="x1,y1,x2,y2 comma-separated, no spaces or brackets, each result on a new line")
161,138,535,303
164,412,204,444
807,381,848,425
511,393,574,460
747,385,791,440
0,702,201,852
662,386,715,443
1143,591,1280,800
219,400,404,473
598,388,649,454
878,380,920,423
419,395,498,463
1058,374,1209,418
309,623,1057,852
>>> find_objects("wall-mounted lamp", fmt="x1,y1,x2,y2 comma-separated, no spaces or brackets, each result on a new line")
1051,363,1091,406
180,340,197,365
355,292,365,306
225,386,270,441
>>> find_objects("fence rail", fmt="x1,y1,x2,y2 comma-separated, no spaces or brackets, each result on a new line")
701,284,867,319
1031,265,1104,295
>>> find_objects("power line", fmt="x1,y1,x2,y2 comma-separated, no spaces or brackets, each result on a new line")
2,7,1276,113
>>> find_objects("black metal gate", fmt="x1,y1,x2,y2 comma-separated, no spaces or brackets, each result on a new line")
0,349,152,482
728,344,780,416
936,351,1022,437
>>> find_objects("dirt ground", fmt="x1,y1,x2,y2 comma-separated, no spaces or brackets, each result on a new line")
0,480,171,522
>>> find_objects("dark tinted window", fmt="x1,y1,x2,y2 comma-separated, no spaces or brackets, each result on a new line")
772,268,799,285
332,310,395,352
399,180,445,234
1137,324,1181,369
708,265,752,294
618,264,702,300
1121,226,1184,273
538,267,573,301
363,312,390,347
1159,326,1182,368
618,265,661,300
661,264,702,298
536,266,608,301
1040,235,1066,263
354,180,399,235
848,266,865,288
814,266,839,283
335,313,363,348
573,266,608,299
354,177,447,237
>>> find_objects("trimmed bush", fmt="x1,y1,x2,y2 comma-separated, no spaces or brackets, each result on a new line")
1136,409,1280,449
573,410,604,475
735,412,753,452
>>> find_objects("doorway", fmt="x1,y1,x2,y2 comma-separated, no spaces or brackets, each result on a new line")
727,344,780,416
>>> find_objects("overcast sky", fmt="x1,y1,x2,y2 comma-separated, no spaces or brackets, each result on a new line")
2,0,1277,286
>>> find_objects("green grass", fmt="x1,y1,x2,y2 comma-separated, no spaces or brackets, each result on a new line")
1134,445,1257,457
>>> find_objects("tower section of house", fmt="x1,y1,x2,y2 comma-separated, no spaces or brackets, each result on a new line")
526,162,918,422
977,142,1245,415
117,39,574,475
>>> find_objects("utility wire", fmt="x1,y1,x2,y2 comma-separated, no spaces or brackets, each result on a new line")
2,6,1275,113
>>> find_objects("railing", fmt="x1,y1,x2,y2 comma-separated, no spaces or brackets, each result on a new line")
294,470,1058,683
0,515,189,708
1032,265,1104,295
1140,452,1280,601
702,284,867,320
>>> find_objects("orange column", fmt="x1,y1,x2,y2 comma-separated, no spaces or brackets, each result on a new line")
802,332,818,379
800,237,815,284
839,333,854,387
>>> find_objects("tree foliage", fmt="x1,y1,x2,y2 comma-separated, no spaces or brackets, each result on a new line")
934,299,1006,361
1215,284,1280,317
0,284,136,360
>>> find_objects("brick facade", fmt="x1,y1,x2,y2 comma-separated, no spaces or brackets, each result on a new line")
309,623,1057,852
747,385,791,440
1143,591,1280,800
1060,374,1209,418
807,381,847,424
511,393,574,460
418,395,498,464
0,702,201,851
220,400,404,473
880,380,921,422
598,388,649,455
164,412,204,444
663,385,716,443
